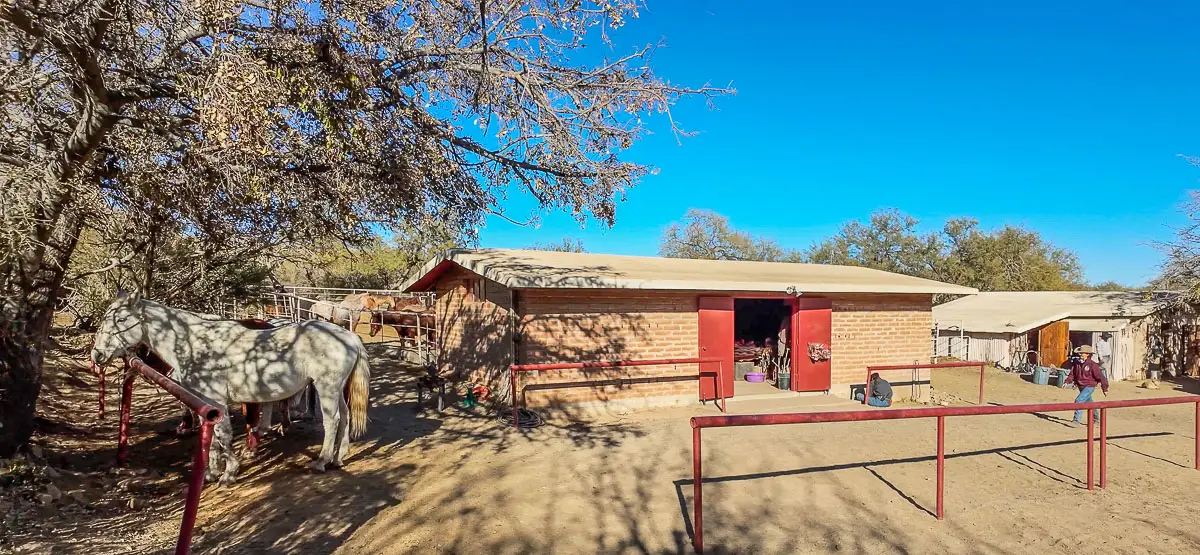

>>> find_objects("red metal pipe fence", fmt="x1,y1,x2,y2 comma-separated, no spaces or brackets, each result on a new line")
865,362,986,405
117,358,223,555
688,395,1200,554
508,357,727,429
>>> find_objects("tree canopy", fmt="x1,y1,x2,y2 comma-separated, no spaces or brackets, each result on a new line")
0,0,729,455
1155,184,1200,299
659,209,804,262
526,237,587,253
660,208,1098,295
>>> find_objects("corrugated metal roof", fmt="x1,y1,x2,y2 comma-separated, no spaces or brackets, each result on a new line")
402,249,978,295
1064,318,1131,332
933,291,1171,334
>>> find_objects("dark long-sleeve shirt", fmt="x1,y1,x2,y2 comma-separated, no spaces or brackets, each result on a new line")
871,378,893,402
1065,358,1109,393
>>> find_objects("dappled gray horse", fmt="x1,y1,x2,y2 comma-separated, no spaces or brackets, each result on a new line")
90,293,370,484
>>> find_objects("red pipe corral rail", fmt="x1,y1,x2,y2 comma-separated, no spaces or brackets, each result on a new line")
688,395,1200,554
118,358,224,555
865,362,986,405
508,357,727,430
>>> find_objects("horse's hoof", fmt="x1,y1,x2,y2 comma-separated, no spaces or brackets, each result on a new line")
309,460,327,473
331,459,346,469
218,475,237,486
204,473,219,483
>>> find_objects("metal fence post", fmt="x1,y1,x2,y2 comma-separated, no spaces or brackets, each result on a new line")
1100,408,1108,489
693,426,704,554
177,422,214,555
511,369,519,430
977,363,985,405
117,372,136,466
1087,409,1095,491
936,415,945,520
97,363,106,419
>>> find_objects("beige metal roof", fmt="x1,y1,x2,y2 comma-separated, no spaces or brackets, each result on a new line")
1064,318,1130,332
933,291,1170,334
402,248,978,295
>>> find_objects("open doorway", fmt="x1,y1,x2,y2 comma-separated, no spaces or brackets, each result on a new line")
733,298,792,396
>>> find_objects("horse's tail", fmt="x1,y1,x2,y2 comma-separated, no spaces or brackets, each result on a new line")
348,349,370,439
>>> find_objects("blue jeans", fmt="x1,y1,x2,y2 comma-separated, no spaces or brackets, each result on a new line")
1073,387,1099,423
855,392,890,407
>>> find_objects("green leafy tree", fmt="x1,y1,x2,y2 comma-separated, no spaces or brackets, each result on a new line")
938,218,1086,292
659,209,804,262
806,209,945,279
0,0,729,455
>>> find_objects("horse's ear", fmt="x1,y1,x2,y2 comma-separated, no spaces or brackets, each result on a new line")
129,286,143,303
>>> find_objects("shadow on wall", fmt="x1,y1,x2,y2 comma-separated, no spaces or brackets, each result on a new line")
435,252,694,414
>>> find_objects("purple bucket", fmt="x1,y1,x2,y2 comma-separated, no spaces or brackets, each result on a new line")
745,372,766,383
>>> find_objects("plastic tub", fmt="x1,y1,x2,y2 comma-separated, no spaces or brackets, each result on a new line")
1033,366,1050,386
745,372,766,383
1052,370,1067,387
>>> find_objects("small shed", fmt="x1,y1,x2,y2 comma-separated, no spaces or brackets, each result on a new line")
403,249,976,411
932,291,1186,381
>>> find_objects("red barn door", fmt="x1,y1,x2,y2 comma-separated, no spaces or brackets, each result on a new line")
792,297,833,392
698,296,734,400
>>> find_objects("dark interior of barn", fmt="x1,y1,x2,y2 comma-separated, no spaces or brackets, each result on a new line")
733,299,792,393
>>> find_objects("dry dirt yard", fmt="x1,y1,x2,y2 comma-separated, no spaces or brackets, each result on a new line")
5,347,1200,555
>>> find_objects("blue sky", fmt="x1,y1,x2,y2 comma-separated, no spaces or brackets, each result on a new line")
476,0,1200,286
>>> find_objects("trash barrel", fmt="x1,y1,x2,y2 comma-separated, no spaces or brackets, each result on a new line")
1052,370,1067,387
777,371,791,391
1033,366,1050,386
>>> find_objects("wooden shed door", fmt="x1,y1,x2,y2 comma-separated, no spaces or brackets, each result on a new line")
1039,321,1070,368
698,296,734,400
791,297,833,392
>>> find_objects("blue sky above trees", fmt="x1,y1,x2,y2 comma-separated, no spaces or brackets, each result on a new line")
478,0,1200,287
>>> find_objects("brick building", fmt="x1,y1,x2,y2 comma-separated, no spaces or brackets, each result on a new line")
403,249,976,412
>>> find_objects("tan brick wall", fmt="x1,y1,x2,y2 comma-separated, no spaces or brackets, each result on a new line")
429,273,936,406
434,267,514,392
825,294,934,399
515,290,700,407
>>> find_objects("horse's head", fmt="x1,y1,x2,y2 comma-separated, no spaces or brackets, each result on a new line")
91,291,147,367
372,295,396,311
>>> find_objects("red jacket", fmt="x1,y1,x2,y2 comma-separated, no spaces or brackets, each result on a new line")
1065,358,1109,393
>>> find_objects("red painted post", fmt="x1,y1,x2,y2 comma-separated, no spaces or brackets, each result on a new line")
718,361,726,413
511,368,519,430
1087,409,1094,491
176,422,214,555
1195,402,1199,471
936,415,945,520
693,426,703,554
863,370,872,405
97,363,106,419
245,403,262,451
117,373,136,466
977,364,985,405
1100,408,1107,489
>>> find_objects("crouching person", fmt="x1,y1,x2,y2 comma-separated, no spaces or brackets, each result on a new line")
855,372,893,407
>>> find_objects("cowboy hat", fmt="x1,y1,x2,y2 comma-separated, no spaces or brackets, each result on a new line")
1073,345,1096,355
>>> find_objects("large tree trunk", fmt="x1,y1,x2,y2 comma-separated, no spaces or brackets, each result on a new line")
0,299,54,457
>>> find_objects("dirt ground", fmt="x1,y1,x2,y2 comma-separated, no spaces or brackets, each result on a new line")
6,348,1200,554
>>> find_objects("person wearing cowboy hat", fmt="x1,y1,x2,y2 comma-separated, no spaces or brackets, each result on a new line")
1064,344,1109,425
